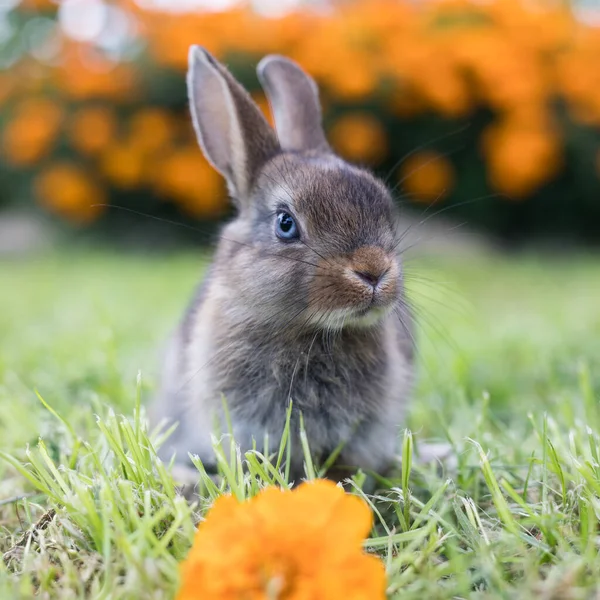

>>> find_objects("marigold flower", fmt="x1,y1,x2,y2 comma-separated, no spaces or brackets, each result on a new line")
68,106,117,156
2,98,63,166
129,108,174,155
176,480,386,600
399,151,455,202
100,143,146,189
387,38,471,117
34,162,105,223
8,0,600,224
57,45,137,101
324,52,378,101
153,147,226,218
329,112,388,165
482,117,562,198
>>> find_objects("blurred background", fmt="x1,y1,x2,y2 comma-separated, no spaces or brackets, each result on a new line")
1,0,600,253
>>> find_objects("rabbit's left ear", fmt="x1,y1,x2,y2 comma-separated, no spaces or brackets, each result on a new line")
257,55,330,154
187,46,280,204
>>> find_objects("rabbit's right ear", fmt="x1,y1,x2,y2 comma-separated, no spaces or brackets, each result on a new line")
187,46,280,203
257,55,330,153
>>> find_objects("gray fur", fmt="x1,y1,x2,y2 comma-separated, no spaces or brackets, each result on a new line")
187,45,279,202
257,54,330,153
151,47,416,485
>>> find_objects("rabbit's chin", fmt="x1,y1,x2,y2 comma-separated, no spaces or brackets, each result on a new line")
309,304,394,332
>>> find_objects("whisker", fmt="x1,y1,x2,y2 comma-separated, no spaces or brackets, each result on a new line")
392,305,421,358
391,304,439,381
405,288,468,319
388,145,464,198
399,296,463,359
93,204,330,272
91,203,217,237
396,221,470,256
298,239,333,268
382,123,471,185
393,193,506,253
259,169,296,203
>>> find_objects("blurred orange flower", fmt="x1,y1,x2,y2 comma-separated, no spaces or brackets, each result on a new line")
129,108,174,155
57,46,137,101
154,147,225,218
556,34,600,127
3,98,63,166
5,0,600,223
69,106,117,155
386,37,471,117
35,162,104,223
100,143,145,189
482,116,562,198
326,56,378,101
399,151,455,202
176,480,386,600
329,112,388,164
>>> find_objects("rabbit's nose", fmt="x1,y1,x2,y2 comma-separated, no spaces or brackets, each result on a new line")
353,268,388,288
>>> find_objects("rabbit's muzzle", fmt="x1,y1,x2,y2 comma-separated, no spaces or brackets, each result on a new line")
307,245,399,329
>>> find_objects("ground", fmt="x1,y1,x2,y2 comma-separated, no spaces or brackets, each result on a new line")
0,248,599,598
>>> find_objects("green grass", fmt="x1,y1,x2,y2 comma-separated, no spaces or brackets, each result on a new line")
1,248,600,599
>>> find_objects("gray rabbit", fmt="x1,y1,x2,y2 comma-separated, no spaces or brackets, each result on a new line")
151,46,426,486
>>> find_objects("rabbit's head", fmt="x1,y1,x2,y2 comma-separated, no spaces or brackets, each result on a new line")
188,47,404,332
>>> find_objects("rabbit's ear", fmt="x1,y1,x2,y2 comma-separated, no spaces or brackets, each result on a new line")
257,55,330,153
187,46,280,202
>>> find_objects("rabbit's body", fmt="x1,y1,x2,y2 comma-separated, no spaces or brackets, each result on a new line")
160,307,411,480
151,47,416,483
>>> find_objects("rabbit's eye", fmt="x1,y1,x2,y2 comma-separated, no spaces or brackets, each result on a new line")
275,211,299,241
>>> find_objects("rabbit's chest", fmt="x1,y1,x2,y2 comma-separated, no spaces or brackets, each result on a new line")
182,320,411,468
217,334,389,427
216,337,408,467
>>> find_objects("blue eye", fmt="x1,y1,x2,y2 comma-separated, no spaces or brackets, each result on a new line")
275,211,299,241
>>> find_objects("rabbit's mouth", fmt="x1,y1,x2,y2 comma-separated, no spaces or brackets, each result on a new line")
312,303,392,331
347,305,392,328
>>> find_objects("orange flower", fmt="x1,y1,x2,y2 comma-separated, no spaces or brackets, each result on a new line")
176,480,386,600
68,106,117,155
2,98,63,166
128,108,174,155
57,44,137,101
153,147,226,218
329,112,388,165
386,37,471,117
399,151,455,202
34,162,105,223
326,55,378,101
100,143,145,189
555,32,600,127
482,115,562,198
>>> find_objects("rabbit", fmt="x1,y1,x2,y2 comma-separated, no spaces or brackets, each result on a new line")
151,45,443,489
